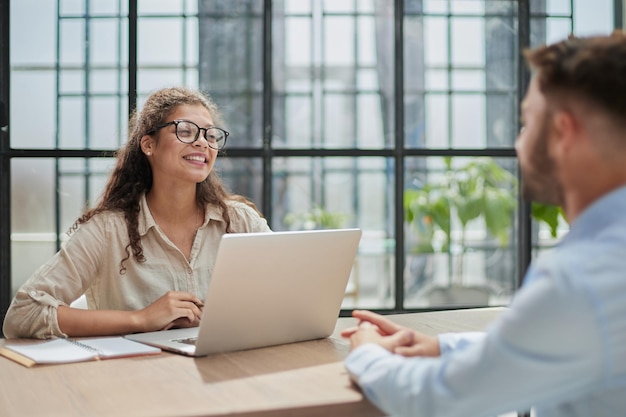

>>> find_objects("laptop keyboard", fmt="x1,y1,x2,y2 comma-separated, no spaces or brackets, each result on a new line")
171,337,198,346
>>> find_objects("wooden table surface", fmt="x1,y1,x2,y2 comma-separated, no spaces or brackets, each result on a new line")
0,307,504,417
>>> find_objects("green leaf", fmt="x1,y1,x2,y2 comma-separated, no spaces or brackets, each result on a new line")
483,188,516,246
531,202,562,238
431,195,451,242
404,189,422,224
455,194,483,226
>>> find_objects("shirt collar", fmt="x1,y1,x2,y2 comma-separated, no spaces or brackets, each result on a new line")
137,193,225,236
560,185,626,245
138,194,157,236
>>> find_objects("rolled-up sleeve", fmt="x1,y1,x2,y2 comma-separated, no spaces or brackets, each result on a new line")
3,218,106,339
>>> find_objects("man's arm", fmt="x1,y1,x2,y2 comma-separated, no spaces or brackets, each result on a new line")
344,274,603,417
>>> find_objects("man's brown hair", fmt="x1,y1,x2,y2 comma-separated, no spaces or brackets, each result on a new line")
524,30,626,127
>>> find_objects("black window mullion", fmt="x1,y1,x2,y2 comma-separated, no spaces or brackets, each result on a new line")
517,0,532,291
262,0,273,222
0,0,11,332
615,0,623,29
54,1,62,252
394,0,405,311
128,0,138,116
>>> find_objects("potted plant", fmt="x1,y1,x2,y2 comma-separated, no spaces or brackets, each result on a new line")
404,157,517,305
283,206,349,230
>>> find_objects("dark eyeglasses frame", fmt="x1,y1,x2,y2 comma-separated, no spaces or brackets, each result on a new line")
149,119,229,150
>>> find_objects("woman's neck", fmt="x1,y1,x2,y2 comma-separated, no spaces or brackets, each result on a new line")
146,185,198,225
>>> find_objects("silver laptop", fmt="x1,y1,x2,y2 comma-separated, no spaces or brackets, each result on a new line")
125,228,362,356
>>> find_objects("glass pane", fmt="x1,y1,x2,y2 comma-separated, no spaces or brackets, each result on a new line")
90,70,121,94
545,0,571,14
272,157,395,309
282,95,313,148
285,0,311,14
452,94,486,148
423,0,448,14
10,72,56,148
199,2,264,148
356,95,386,148
424,93,448,148
60,19,86,66
573,0,613,36
423,17,448,66
137,69,185,94
404,156,519,308
60,0,84,15
221,94,263,148
357,16,377,65
451,0,485,14
138,0,184,15
409,3,516,150
59,158,113,229
324,0,355,13
59,97,86,148
138,18,184,65
425,69,448,90
10,156,122,296
323,94,355,147
451,70,485,91
90,0,120,15
12,159,56,235
546,18,573,43
11,0,57,65
89,97,125,149
90,19,121,65
218,157,264,213
285,17,312,67
451,17,485,67
276,3,393,150
60,70,85,95
323,17,355,66
184,17,199,66
405,93,427,147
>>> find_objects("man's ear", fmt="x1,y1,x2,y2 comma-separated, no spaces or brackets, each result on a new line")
551,110,580,153
140,135,155,156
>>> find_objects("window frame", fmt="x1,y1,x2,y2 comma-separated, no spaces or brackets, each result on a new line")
1,0,619,326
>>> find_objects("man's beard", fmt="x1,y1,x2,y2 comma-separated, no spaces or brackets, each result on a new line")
520,115,564,207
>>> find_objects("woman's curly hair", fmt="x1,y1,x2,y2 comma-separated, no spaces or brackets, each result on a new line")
71,87,235,274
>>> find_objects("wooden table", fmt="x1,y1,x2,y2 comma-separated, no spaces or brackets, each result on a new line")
0,307,504,417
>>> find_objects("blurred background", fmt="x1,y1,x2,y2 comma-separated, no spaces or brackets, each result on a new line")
0,0,618,317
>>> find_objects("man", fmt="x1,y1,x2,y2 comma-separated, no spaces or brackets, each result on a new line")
342,31,626,417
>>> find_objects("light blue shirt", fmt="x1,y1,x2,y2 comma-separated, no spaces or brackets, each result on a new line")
345,186,626,417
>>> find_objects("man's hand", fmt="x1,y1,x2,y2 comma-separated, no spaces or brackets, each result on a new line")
349,320,415,351
341,310,441,357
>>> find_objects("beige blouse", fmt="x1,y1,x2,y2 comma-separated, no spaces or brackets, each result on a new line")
3,194,271,339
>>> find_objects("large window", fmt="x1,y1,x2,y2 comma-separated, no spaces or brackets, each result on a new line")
0,0,617,322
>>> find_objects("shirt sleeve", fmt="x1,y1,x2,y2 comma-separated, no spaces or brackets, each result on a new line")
344,272,604,417
438,331,485,355
2,217,107,339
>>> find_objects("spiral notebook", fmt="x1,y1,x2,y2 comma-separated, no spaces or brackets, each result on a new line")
0,337,161,367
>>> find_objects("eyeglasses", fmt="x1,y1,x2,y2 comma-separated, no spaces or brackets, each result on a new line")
150,120,229,150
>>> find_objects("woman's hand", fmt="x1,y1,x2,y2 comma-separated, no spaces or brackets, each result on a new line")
341,310,441,357
135,291,204,331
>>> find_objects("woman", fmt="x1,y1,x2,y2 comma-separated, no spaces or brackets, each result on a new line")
3,87,270,339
